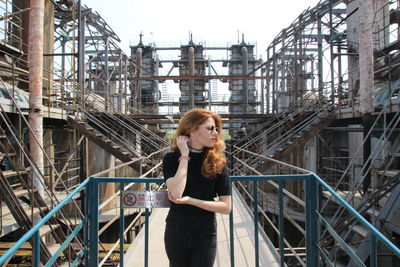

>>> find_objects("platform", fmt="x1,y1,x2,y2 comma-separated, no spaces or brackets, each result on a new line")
124,189,280,266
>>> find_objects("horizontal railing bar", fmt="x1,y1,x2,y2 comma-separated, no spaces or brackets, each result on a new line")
230,174,311,181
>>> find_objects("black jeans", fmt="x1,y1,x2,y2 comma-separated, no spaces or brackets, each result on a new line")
164,223,217,267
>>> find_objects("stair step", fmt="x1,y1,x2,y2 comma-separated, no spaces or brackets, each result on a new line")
94,133,103,137
22,206,42,216
40,224,60,237
2,170,27,178
113,145,122,149
104,139,111,143
352,224,369,237
0,152,16,157
377,169,400,177
0,135,6,139
14,189,37,198
122,151,130,155
85,127,94,131
389,152,400,157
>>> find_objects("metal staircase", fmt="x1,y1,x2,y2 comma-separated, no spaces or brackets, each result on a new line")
68,88,169,173
232,92,334,174
0,108,84,265
320,104,400,266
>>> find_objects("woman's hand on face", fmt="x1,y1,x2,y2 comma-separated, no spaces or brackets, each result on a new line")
176,135,190,155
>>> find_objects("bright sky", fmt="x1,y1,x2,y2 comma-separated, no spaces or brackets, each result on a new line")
83,0,322,59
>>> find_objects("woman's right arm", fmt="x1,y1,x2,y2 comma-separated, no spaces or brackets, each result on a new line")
165,136,190,200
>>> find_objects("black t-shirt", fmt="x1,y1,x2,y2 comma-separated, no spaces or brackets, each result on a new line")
163,151,231,232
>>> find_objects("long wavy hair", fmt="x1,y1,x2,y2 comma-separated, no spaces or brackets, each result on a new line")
171,108,226,178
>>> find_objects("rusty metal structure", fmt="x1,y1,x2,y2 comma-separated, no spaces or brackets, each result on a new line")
0,0,399,266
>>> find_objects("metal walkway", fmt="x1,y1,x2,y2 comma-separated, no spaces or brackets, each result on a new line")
124,189,280,267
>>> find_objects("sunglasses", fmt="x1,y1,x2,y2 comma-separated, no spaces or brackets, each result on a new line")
205,125,219,133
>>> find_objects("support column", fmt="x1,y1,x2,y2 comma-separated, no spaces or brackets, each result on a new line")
188,46,195,109
359,0,375,193
29,0,45,197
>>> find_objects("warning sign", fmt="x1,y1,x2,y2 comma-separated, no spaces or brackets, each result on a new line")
122,191,170,208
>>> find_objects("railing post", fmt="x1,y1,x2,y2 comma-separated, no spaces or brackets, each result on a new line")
306,175,318,267
88,178,99,266
33,231,40,267
120,182,125,266
230,194,235,267
278,180,285,267
145,182,150,267
84,180,90,266
253,180,259,267
370,234,377,267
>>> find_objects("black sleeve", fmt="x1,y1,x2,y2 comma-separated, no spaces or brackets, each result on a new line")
163,152,179,183
216,166,231,196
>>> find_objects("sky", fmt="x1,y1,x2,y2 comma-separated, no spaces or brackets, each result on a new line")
83,0,322,59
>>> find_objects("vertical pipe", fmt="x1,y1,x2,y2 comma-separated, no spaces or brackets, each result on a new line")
293,31,299,104
155,55,160,112
318,14,324,101
281,31,287,111
272,44,277,114
78,0,85,106
61,40,66,118
329,0,335,105
124,55,128,114
188,46,195,109
242,46,249,113
29,0,45,197
119,53,123,112
208,57,212,110
105,38,110,110
359,0,374,193
136,47,143,113
261,67,265,114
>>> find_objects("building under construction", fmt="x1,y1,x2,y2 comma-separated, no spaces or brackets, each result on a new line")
0,0,399,266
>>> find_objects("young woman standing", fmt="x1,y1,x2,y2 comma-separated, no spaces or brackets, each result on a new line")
163,108,231,267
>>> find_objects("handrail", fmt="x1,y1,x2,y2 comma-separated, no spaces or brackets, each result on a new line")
0,177,91,264
313,173,400,257
0,174,399,266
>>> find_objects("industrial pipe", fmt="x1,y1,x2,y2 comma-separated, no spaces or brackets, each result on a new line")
28,0,45,197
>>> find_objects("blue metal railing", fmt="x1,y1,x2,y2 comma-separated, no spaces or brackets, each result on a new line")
0,174,399,266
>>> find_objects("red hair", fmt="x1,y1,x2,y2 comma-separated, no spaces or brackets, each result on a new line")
171,108,226,178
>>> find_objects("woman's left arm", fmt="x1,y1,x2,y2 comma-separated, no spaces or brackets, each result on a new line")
171,195,231,214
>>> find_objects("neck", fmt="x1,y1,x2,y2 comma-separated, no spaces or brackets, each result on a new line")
188,144,203,152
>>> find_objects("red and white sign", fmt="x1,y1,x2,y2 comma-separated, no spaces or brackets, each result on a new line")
122,191,170,208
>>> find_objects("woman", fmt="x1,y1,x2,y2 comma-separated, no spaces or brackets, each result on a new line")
163,108,231,267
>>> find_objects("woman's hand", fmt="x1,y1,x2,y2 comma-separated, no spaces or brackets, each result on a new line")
176,135,190,155
168,191,190,203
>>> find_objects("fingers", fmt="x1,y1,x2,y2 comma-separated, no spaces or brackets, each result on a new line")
176,135,190,154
